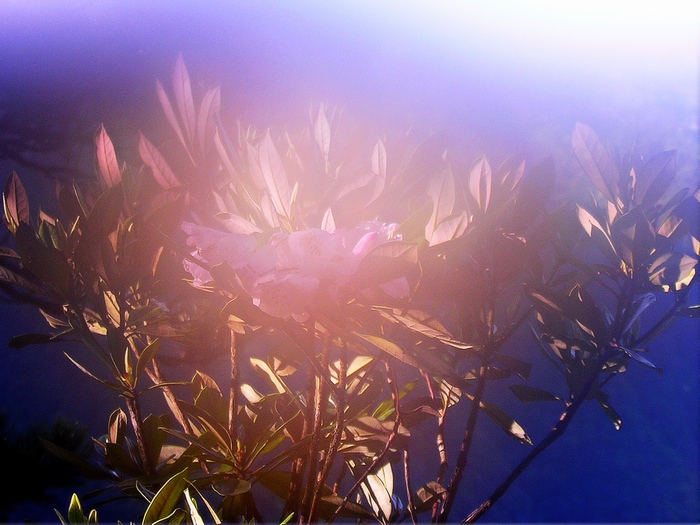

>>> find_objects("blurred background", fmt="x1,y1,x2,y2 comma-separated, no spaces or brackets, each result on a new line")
0,1,697,522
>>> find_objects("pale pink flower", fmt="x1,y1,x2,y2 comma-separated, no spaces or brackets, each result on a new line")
182,220,408,321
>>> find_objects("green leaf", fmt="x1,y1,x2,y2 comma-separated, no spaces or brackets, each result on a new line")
135,339,161,388
510,385,564,403
67,493,87,525
142,468,189,525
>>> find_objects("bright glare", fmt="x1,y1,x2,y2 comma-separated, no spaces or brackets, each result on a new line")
359,1,699,85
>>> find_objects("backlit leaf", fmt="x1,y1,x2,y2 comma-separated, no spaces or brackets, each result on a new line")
648,251,697,289
468,156,492,213
197,85,221,154
143,468,189,524
173,54,196,147
425,167,455,242
94,125,121,188
258,131,292,224
577,205,620,265
139,133,181,189
314,104,331,167
3,171,29,233
157,79,189,154
572,123,619,205
472,397,532,445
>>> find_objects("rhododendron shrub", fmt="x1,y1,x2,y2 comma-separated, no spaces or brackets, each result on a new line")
1,56,698,524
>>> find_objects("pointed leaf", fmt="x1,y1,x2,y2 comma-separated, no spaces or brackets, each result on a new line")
135,339,161,387
173,54,196,146
139,133,180,189
577,205,620,265
95,125,121,188
197,85,221,154
425,167,456,244
314,104,331,166
638,150,676,208
510,385,564,403
258,131,292,223
472,397,532,445
572,123,619,205
3,171,29,233
156,79,189,154
468,156,492,213
596,391,622,430
143,468,189,524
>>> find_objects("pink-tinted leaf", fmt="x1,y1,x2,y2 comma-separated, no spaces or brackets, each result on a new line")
321,207,336,232
138,132,180,189
371,139,387,181
314,104,331,167
214,127,238,178
572,123,619,205
258,131,292,223
173,53,196,146
3,171,29,232
497,156,526,194
425,167,455,243
429,211,468,247
94,125,121,188
156,79,189,154
197,85,221,155
468,156,492,213
216,212,262,234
